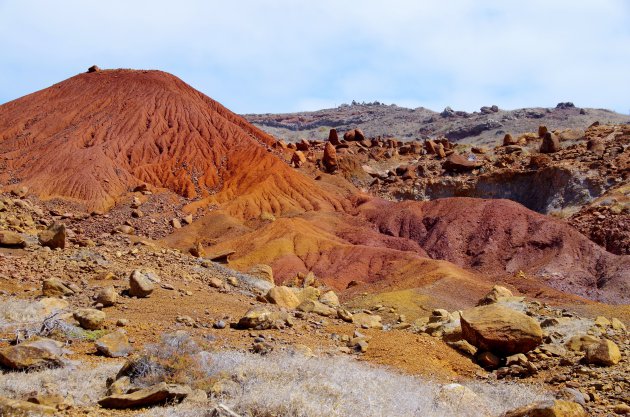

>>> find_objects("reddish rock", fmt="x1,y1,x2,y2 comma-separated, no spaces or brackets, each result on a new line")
503,133,517,146
296,139,310,151
322,143,338,173
291,151,307,167
442,154,480,172
540,132,560,153
328,129,340,146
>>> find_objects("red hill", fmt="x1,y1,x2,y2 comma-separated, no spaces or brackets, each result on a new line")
0,69,344,214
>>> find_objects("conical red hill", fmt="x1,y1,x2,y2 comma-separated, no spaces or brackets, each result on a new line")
0,69,345,214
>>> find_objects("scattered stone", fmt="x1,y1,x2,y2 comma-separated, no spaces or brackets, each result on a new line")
566,334,600,352
477,285,513,306
0,396,56,416
95,331,132,357
476,351,501,369
460,304,543,356
74,308,106,330
171,218,182,229
584,339,621,366
540,132,561,153
42,279,74,297
0,339,65,370
337,308,353,323
38,222,66,249
128,269,156,297
0,230,26,248
238,306,272,329
296,299,336,317
352,312,383,329
265,286,301,309
247,264,274,284
322,142,338,173
319,290,340,307
611,318,627,332
96,286,118,307
98,382,191,409
328,128,340,146
208,277,224,289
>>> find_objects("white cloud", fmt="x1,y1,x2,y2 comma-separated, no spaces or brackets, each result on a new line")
0,0,629,114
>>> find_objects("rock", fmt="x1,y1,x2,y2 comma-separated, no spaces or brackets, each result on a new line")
337,308,353,323
238,306,272,329
0,397,56,416
477,285,513,306
0,230,26,248
460,304,543,356
265,286,301,309
95,331,133,358
291,151,307,167
0,341,65,371
594,316,611,327
182,214,193,225
38,222,66,249
96,286,118,307
476,351,501,369
296,286,321,302
171,218,182,229
506,353,528,366
447,340,477,357
611,318,627,332
614,404,630,415
205,249,235,263
322,142,338,173
344,130,356,141
503,133,517,146
189,241,205,258
113,225,135,235
538,125,548,138
208,277,224,289
504,400,587,417
247,264,274,285
87,65,101,73
540,132,561,153
98,382,191,409
128,269,156,297
442,153,481,172
74,308,106,330
586,138,605,154
584,339,621,366
296,299,336,317
565,334,600,352
319,290,340,307
328,128,340,146
352,312,383,329
38,297,69,315
296,139,310,151
42,278,74,297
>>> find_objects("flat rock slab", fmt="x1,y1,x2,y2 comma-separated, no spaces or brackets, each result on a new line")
98,382,191,409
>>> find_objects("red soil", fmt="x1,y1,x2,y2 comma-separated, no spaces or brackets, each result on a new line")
357,197,630,303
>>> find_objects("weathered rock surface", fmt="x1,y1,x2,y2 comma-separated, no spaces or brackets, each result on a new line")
95,331,133,358
128,269,156,297
460,304,543,356
38,222,66,249
98,382,191,409
74,308,106,330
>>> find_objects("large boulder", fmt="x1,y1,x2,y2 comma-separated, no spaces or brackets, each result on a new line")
128,269,156,298
238,306,272,329
98,382,191,409
352,312,383,329
460,304,543,356
265,286,301,309
584,339,621,366
38,222,66,249
95,331,133,358
0,230,26,248
504,400,587,417
73,308,106,330
291,151,307,167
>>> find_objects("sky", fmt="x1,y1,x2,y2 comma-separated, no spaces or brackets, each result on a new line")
1,0,629,114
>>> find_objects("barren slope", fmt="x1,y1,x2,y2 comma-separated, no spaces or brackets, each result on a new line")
0,69,344,215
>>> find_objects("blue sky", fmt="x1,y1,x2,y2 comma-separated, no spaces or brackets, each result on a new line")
1,0,629,114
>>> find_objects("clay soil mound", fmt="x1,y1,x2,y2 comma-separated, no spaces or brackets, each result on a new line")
358,197,630,303
0,69,344,215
